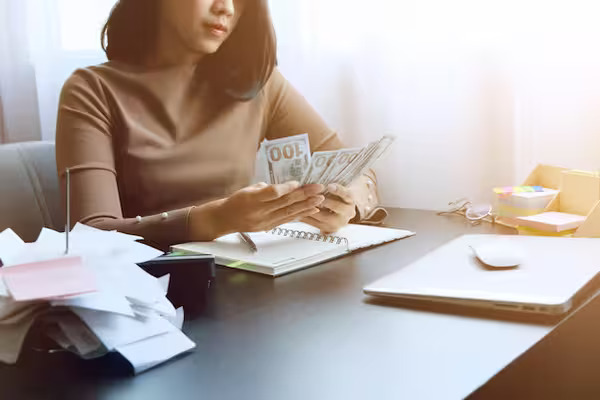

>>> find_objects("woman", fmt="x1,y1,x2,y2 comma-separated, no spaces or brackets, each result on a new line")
56,0,385,248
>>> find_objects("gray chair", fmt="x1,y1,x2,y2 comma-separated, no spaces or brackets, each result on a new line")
0,141,63,242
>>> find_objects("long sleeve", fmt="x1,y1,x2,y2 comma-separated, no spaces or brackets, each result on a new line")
55,70,193,247
262,69,387,224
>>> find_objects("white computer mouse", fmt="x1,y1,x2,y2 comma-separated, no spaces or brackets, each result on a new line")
470,241,524,268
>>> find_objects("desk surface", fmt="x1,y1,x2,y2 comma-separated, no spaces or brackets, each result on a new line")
0,209,566,400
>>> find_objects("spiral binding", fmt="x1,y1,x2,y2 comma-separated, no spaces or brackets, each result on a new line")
269,227,350,250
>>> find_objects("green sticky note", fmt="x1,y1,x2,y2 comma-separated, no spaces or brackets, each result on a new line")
227,261,248,268
166,251,189,257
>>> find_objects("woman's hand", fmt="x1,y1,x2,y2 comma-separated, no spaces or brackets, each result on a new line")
301,183,357,234
191,181,325,240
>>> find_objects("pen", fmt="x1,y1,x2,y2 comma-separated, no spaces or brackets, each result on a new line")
238,232,258,253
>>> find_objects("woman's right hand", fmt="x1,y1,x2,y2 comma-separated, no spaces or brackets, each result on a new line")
190,181,325,240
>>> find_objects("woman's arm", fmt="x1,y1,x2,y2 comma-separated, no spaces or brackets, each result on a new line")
55,70,214,246
262,69,387,226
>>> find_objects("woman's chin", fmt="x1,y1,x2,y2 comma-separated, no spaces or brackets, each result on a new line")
194,39,225,56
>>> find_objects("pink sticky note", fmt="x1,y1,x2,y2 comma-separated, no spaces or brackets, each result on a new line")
1,256,97,302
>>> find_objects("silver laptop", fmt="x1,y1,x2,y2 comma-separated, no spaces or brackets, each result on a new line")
364,234,600,315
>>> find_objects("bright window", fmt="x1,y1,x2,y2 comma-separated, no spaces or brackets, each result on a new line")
57,0,116,51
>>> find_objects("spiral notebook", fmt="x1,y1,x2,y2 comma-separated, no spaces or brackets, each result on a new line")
172,222,415,276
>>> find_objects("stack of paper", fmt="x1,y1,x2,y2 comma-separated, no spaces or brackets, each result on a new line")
515,211,587,232
0,224,195,374
493,187,559,218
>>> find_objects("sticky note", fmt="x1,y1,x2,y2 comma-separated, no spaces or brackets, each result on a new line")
1,256,97,302
227,261,248,268
494,186,546,196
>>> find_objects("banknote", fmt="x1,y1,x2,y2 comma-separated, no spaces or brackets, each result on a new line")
257,134,394,187
334,142,377,186
319,148,363,185
300,150,339,185
337,136,395,186
263,134,311,184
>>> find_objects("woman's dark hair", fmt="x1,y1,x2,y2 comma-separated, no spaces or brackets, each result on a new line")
101,0,277,100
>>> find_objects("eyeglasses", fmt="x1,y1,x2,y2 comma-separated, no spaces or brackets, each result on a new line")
437,198,496,225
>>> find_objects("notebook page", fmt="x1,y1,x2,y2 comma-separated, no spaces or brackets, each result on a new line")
175,231,343,269
275,222,415,251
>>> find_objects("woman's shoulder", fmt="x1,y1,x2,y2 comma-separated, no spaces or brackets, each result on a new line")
57,63,129,123
61,62,123,97
61,61,176,106
260,67,296,108
63,61,138,87
262,67,286,94
59,65,109,108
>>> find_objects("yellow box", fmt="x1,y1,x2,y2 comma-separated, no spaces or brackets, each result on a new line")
502,168,600,238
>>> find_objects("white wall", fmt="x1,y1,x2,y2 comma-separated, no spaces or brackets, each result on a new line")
25,0,113,140
270,0,600,210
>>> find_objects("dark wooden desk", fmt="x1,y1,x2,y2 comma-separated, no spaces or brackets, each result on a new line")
1,209,587,400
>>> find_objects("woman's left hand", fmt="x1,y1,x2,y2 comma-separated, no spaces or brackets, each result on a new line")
301,183,356,233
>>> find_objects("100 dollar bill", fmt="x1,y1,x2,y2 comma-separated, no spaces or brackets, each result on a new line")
300,150,339,185
263,134,311,184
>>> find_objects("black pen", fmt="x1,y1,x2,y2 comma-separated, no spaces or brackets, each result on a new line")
238,232,258,253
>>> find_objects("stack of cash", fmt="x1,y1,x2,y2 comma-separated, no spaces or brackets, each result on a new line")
259,133,394,186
